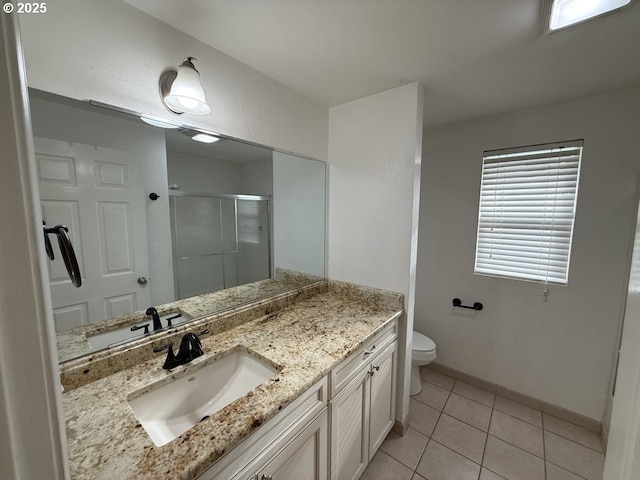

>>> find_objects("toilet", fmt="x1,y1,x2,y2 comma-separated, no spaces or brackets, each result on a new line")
411,331,437,395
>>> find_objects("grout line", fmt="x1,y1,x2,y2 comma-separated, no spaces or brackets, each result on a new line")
425,438,483,473
483,466,509,480
486,433,545,460
542,411,547,480
545,459,590,480
479,400,495,474
542,428,605,455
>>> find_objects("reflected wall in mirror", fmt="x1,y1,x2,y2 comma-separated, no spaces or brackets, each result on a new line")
29,90,326,363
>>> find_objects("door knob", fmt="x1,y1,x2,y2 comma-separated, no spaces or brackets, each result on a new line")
137,276,148,285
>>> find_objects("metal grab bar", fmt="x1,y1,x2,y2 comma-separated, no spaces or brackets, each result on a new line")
452,298,483,311
43,223,82,288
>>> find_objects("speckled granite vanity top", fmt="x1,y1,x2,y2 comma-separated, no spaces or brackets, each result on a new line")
57,269,322,362
63,281,403,479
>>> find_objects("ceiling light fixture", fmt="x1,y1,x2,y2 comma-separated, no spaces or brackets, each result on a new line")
549,0,631,30
159,57,211,115
140,115,180,129
191,133,220,144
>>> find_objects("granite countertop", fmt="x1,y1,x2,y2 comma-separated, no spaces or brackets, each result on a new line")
63,282,403,480
57,270,322,362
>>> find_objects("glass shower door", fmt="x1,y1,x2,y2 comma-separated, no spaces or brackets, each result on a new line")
170,194,270,300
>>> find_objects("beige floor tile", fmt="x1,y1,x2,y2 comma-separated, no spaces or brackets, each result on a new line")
544,413,603,453
412,380,450,411
409,398,440,436
483,436,545,480
453,380,495,407
546,462,587,480
360,450,414,480
480,467,507,480
494,395,542,427
411,474,427,480
489,410,544,457
431,413,486,463
380,427,429,470
545,431,604,480
443,392,492,431
420,367,455,390
416,440,480,480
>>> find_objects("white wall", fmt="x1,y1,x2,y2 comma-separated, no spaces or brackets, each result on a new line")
273,151,326,277
415,87,640,420
241,160,274,196
0,14,68,479
29,94,175,308
18,0,328,162
603,201,640,479
167,151,244,194
328,83,424,424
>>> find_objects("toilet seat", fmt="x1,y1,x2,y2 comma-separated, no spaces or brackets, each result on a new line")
413,331,436,353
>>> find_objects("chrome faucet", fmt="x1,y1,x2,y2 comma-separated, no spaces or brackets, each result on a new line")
145,307,163,331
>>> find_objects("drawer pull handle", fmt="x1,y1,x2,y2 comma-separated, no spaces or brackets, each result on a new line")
364,346,376,356
261,475,273,480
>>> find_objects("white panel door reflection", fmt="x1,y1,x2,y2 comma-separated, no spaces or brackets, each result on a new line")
36,137,150,332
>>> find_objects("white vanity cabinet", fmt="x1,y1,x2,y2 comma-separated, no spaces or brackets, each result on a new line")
255,410,327,480
198,377,328,480
329,321,398,480
196,319,398,480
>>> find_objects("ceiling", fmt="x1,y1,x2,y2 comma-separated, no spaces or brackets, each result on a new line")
124,0,640,127
165,128,272,163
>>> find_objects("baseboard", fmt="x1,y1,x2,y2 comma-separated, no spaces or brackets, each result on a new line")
427,363,602,434
392,417,409,436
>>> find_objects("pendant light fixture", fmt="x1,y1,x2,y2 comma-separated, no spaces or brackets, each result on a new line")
159,57,211,115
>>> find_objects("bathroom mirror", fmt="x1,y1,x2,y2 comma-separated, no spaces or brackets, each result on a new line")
29,89,326,363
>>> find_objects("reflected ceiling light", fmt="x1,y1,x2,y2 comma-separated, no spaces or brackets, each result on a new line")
159,57,211,115
191,133,220,144
549,0,631,30
140,115,180,129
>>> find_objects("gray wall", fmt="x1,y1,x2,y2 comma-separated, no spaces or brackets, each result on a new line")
415,87,640,420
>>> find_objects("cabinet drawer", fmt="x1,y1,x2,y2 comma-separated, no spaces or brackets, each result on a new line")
330,319,397,398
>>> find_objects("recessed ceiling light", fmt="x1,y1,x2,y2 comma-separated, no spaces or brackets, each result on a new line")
140,115,180,129
191,133,220,144
549,0,631,30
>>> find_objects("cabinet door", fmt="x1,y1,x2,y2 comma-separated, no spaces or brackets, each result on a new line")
368,342,397,457
257,411,327,480
330,368,370,480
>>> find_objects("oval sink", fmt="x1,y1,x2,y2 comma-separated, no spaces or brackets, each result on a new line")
127,348,280,446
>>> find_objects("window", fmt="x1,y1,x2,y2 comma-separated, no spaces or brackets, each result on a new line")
474,140,583,285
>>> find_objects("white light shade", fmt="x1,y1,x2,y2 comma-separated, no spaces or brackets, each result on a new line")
550,0,631,30
191,133,220,144
163,58,211,115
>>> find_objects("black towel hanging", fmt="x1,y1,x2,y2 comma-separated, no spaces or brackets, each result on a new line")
43,223,82,288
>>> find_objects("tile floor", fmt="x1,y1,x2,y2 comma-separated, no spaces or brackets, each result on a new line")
361,366,605,480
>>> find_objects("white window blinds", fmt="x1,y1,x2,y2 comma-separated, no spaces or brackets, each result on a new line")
474,140,583,285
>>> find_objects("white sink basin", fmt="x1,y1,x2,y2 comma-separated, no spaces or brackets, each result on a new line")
86,313,190,350
127,348,280,446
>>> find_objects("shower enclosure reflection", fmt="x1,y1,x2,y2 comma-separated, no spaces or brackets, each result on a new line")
170,193,270,299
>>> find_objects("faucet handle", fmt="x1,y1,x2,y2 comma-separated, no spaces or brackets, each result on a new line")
131,323,150,335
152,342,173,353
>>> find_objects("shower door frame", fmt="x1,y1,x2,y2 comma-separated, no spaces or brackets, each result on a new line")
169,191,272,300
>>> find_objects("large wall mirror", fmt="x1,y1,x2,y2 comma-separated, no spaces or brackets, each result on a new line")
29,90,326,363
